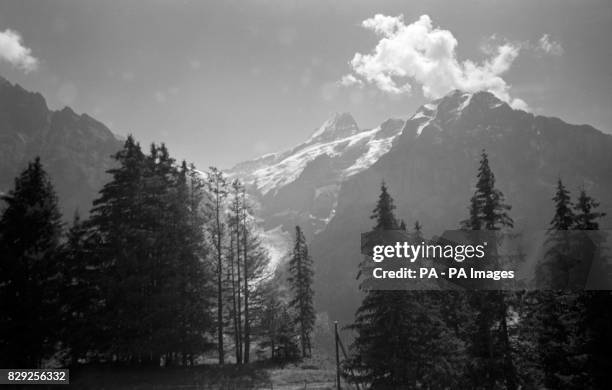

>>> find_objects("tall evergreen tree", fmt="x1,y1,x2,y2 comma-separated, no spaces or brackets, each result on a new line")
58,212,102,365
573,188,606,230
371,181,398,230
461,150,517,389
228,180,244,364
573,189,610,389
0,158,63,367
530,179,576,388
347,183,464,389
86,137,213,364
172,161,214,364
461,150,513,231
537,179,576,287
87,136,155,362
241,208,269,363
551,179,575,230
288,225,315,358
206,166,228,364
236,185,253,363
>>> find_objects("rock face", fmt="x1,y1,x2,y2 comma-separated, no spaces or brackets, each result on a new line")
0,76,123,217
233,89,612,324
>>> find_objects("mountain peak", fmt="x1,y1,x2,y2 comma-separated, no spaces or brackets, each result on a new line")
307,112,359,143
407,90,517,137
436,89,509,113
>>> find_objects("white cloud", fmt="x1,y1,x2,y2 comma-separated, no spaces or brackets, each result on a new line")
537,34,564,56
343,14,527,109
0,29,38,73
340,74,363,87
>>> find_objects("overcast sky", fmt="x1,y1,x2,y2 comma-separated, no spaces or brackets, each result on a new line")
0,0,610,168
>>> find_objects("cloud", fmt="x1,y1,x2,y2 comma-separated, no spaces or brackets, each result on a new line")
0,29,38,72
537,34,564,56
340,74,362,87
342,14,527,109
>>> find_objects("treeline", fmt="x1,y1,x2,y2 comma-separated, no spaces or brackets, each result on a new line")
345,150,611,389
0,135,314,368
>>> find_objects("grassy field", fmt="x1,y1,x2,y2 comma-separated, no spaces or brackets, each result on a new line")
66,357,339,390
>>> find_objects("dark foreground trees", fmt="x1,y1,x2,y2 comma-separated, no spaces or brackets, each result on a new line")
527,180,610,389
0,158,63,367
345,182,465,389
288,225,315,358
346,152,610,390
83,138,214,364
460,150,517,389
0,137,229,367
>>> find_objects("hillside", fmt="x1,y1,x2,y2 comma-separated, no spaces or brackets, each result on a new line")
0,76,122,217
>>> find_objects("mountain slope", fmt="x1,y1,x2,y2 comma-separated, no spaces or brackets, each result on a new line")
0,76,123,217
228,112,406,264
310,90,612,324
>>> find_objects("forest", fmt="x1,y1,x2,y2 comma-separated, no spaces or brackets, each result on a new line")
0,136,610,390
0,135,315,372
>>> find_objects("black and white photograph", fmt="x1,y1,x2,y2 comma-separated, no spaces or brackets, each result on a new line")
0,1,611,389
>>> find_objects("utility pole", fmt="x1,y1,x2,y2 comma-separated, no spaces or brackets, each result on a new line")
335,321,341,390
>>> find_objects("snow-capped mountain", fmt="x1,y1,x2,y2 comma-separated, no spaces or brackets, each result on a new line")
228,113,406,264
230,112,404,197
310,90,612,325
228,90,520,266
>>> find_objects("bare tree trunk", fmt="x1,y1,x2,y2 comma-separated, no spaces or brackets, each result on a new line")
242,192,251,364
228,240,241,365
499,293,517,390
234,227,243,364
215,186,224,365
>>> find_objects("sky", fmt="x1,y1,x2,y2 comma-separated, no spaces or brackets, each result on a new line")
0,0,610,169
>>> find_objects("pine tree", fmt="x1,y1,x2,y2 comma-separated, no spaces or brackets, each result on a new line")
461,195,481,230
413,221,422,238
462,150,513,230
86,138,214,364
461,150,517,389
530,179,576,388
58,212,101,365
86,135,148,361
228,180,244,364
259,280,299,361
277,304,300,361
239,183,251,363
371,181,398,230
347,183,464,389
573,188,605,230
206,166,228,364
241,204,268,363
288,225,315,358
551,179,575,230
399,219,407,231
0,158,63,367
172,161,214,364
260,285,283,360
572,189,610,389
537,179,575,288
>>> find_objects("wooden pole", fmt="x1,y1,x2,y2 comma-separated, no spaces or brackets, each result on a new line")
335,321,341,390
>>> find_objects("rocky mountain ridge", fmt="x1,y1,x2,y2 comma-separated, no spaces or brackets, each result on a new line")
0,76,123,217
